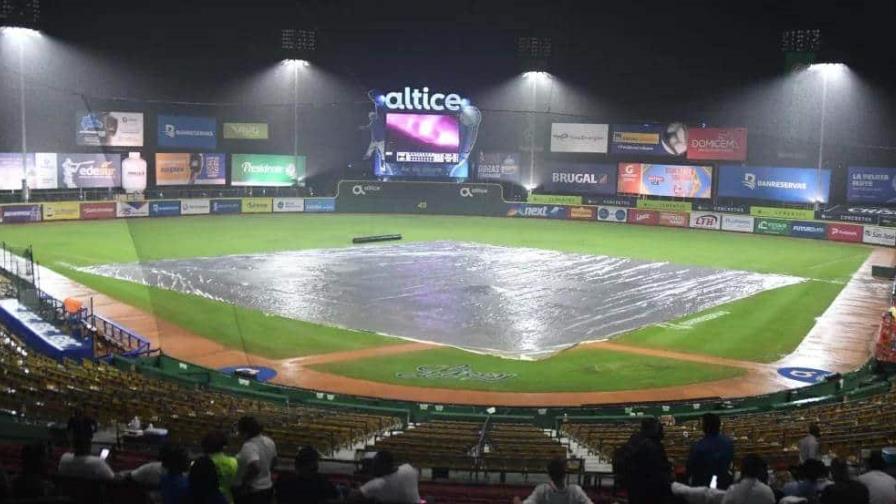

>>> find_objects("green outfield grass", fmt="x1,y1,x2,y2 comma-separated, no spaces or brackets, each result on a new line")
0,214,871,392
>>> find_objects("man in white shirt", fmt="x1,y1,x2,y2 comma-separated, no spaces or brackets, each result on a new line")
857,451,896,504
514,458,592,504
356,451,420,504
798,423,821,463
57,435,114,480
235,416,277,504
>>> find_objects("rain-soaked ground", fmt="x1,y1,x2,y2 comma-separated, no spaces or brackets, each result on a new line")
82,241,803,358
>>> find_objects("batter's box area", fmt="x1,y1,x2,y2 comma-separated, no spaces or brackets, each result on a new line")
83,241,803,358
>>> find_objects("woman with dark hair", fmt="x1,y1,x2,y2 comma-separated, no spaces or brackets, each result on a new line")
189,456,229,504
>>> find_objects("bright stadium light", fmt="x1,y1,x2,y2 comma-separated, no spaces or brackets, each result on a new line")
0,25,40,37
281,58,309,67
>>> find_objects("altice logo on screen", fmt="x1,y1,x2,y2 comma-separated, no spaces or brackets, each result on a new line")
382,87,467,111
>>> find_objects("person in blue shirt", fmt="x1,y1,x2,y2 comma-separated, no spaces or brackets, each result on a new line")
686,413,735,489
159,446,190,504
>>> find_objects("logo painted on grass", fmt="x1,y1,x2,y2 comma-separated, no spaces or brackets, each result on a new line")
777,367,834,384
658,311,729,330
396,364,516,382
219,366,277,382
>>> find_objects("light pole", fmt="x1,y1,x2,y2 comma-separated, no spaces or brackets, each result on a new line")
808,63,844,209
2,27,39,199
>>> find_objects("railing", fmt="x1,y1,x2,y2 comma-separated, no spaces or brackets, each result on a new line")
91,313,152,357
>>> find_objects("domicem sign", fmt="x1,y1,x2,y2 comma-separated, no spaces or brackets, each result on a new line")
383,87,465,111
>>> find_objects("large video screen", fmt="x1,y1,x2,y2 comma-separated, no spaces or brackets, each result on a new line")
617,163,713,199
385,113,460,164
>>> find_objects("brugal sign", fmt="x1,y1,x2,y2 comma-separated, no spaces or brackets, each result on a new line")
382,87,466,111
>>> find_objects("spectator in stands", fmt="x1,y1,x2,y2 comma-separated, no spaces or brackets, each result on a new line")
830,458,851,484
189,455,230,504
159,446,190,504
274,446,339,504
11,442,56,499
617,417,672,504
857,450,896,504
234,416,277,504
350,450,420,504
672,454,775,504
202,431,238,503
686,413,734,490
820,480,870,504
123,444,177,504
66,407,98,444
513,457,592,504
798,423,821,463
782,459,833,501
57,431,114,480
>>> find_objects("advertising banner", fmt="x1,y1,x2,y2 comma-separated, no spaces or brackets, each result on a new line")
304,198,336,213
789,221,827,240
826,223,863,243
658,211,688,227
506,204,568,219
242,198,273,213
568,206,596,220
57,154,122,188
750,206,816,220
80,202,116,220
273,197,305,213
1,205,41,223
0,153,29,190
687,128,747,161
627,209,659,226
694,202,750,215
846,166,896,204
27,153,58,189
157,115,217,149
818,207,879,225
155,153,226,185
550,123,609,153
611,123,688,156
116,201,150,218
597,206,628,223
618,163,713,199
180,199,211,215
754,218,791,236
721,215,755,233
880,217,896,228
76,111,144,147
529,194,583,205
211,199,242,214
636,199,693,212
231,154,304,187
477,152,521,183
586,196,635,207
864,226,896,246
222,122,269,140
149,200,182,217
336,181,504,216
542,162,616,195
717,165,831,203
42,202,81,221
689,212,722,230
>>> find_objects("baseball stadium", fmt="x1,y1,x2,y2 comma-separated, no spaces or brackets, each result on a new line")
1,2,896,503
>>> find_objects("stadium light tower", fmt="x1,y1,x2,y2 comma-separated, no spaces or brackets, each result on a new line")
517,35,553,191
281,28,316,169
807,62,847,208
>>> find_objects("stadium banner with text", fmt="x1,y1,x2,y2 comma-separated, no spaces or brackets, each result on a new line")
149,200,182,217
610,123,687,156
585,195,636,207
76,111,144,147
568,206,596,220
846,166,896,204
0,153,30,190
694,202,750,215
864,226,896,246
827,223,863,243
231,154,305,187
155,153,227,185
506,204,569,219
222,122,269,140
210,199,241,214
754,217,791,236
541,162,616,195
721,214,755,233
635,199,693,212
618,163,713,199
789,221,827,240
157,115,217,149
2,205,41,223
337,181,504,216
529,194,583,205
689,212,722,230
717,165,831,203
658,211,688,227
242,197,273,214
80,202,117,220
627,209,659,226
597,206,628,223
477,152,521,183
273,197,305,213
304,198,336,213
116,201,150,218
550,123,609,153
42,202,81,221
818,206,880,225
30,153,59,189
749,206,816,220
880,217,896,228
686,128,747,161
180,199,211,215
57,153,122,189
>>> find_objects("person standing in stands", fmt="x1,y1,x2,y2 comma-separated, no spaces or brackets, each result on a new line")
686,413,734,489
350,450,420,504
11,443,56,499
671,454,775,504
513,457,593,504
159,446,190,504
234,416,277,504
57,431,114,480
274,446,339,504
798,423,822,463
67,407,98,444
857,451,896,504
202,431,238,503
189,456,230,504
618,417,673,504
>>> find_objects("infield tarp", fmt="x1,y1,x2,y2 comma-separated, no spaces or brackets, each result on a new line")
83,241,802,358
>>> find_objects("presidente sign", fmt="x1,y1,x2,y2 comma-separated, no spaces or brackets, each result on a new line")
381,86,467,111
